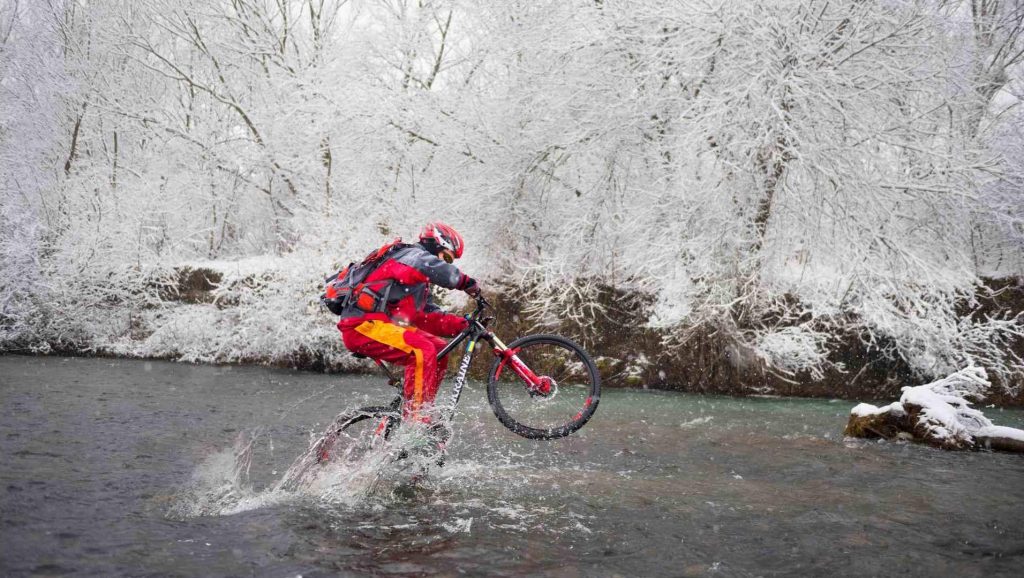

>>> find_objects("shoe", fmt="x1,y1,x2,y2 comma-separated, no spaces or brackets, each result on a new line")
427,422,451,447
396,422,450,463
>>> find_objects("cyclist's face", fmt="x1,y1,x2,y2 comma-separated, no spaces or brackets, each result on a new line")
439,249,455,264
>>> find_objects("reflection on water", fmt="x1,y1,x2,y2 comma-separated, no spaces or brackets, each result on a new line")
2,356,1023,577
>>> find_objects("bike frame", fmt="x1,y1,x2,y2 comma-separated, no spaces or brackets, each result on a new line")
312,297,552,466
435,298,498,422
391,296,546,424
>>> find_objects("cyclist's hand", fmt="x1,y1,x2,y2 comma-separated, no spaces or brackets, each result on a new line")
464,278,482,298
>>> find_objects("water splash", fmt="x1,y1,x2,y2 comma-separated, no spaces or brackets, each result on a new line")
165,431,274,519
167,416,463,518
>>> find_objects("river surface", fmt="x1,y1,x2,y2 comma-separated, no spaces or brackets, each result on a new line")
2,355,1024,577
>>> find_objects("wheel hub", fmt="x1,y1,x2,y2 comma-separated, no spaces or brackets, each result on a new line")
530,376,557,398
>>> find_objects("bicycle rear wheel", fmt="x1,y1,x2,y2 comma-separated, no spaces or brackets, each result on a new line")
275,404,400,493
314,406,399,464
487,334,601,440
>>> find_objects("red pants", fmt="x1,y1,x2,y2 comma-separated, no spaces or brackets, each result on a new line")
340,319,448,421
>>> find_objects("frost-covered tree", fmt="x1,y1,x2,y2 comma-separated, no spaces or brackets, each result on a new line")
2,0,1022,390
0,0,67,347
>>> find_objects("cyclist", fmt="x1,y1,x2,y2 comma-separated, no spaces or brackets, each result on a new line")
337,222,482,425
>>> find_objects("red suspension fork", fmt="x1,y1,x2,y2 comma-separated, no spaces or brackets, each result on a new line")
491,336,551,395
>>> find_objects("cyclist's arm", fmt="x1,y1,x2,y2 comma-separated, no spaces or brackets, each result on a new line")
414,310,467,337
400,250,468,290
413,293,466,336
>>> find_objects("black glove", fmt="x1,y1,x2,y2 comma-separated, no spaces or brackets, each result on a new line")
464,278,481,298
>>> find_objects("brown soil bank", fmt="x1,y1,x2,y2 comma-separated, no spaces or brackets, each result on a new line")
481,278,1024,407
25,268,1020,407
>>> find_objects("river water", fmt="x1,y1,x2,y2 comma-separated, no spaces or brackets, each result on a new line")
2,355,1023,577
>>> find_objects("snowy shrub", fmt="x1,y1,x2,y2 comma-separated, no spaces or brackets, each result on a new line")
120,255,357,369
753,326,833,380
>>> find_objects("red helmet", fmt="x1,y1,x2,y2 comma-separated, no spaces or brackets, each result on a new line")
419,222,464,262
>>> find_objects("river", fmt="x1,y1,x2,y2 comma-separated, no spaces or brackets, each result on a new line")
2,355,1023,577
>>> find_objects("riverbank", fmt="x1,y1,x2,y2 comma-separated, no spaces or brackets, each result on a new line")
4,264,1022,407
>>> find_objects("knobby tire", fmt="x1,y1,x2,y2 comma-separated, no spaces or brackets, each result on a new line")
486,334,601,440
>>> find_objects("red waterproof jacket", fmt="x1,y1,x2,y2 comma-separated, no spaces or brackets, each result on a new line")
337,243,473,336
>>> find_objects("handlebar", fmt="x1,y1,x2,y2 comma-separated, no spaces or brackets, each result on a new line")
468,293,491,321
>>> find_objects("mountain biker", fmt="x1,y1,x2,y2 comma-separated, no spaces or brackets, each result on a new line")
337,222,482,425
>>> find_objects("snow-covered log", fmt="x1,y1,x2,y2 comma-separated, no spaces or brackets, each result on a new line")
844,367,1024,452
844,402,911,441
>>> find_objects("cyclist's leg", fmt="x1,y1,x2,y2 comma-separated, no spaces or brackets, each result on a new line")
347,320,438,422
398,330,450,463
341,322,412,366
401,330,447,418
434,353,449,394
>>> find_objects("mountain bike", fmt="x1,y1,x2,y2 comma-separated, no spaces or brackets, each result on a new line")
290,295,601,476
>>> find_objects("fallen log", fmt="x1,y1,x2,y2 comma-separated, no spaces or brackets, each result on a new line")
844,367,1024,453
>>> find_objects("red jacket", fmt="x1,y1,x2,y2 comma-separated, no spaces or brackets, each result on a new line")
337,243,472,336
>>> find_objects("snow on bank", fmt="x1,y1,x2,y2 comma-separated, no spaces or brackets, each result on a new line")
33,254,364,371
846,366,1024,452
975,425,1024,442
850,402,903,418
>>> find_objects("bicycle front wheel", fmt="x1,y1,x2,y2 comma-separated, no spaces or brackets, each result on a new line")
487,334,601,440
